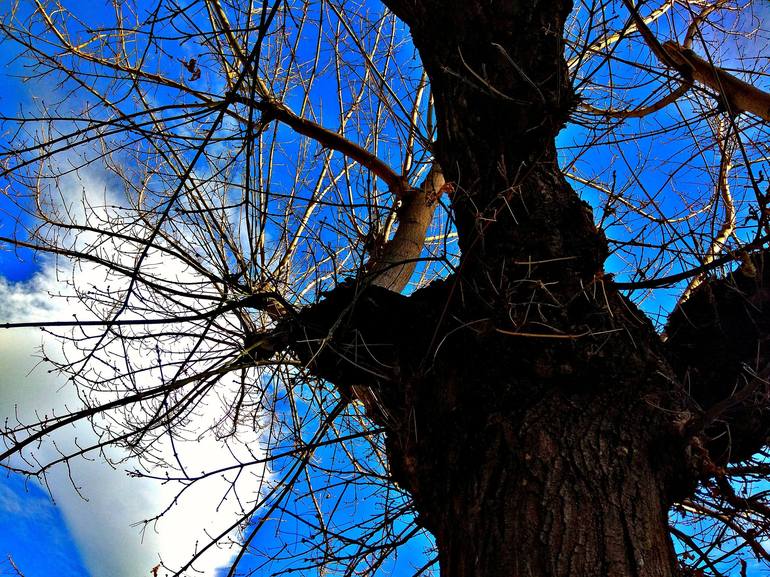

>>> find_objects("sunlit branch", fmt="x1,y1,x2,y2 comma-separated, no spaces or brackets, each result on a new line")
567,0,673,70
368,165,444,292
613,233,770,290
622,0,770,122
679,117,736,303
579,82,690,119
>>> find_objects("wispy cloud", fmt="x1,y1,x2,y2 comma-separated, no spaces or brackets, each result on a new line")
0,478,52,520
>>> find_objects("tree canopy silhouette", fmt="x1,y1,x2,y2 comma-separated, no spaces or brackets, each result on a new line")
2,0,770,575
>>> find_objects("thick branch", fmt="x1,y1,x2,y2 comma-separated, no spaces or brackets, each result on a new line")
662,42,770,122
665,250,770,463
623,0,770,122
287,282,418,394
368,166,445,292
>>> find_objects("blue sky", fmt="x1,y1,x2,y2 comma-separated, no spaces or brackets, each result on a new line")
0,30,37,283
1,0,770,576
0,2,433,574
0,474,90,577
0,19,80,577
0,7,222,577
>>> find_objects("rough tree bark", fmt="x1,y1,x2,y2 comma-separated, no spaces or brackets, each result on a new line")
273,1,770,576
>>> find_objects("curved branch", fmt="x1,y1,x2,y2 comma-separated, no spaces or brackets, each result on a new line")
579,82,690,119
232,94,408,196
661,41,770,122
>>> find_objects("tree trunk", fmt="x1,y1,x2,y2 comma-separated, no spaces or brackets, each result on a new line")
291,1,712,575
295,276,686,577
423,396,676,577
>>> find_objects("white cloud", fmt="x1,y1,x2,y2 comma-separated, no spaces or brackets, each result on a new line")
0,266,267,577
0,167,270,577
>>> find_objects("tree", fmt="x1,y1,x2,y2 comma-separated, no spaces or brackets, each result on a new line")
2,0,770,575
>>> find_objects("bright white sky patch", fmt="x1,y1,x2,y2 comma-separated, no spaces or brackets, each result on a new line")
0,259,271,577
0,164,271,576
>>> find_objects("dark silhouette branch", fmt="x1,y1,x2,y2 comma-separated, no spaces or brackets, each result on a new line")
665,250,770,464
231,94,410,197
